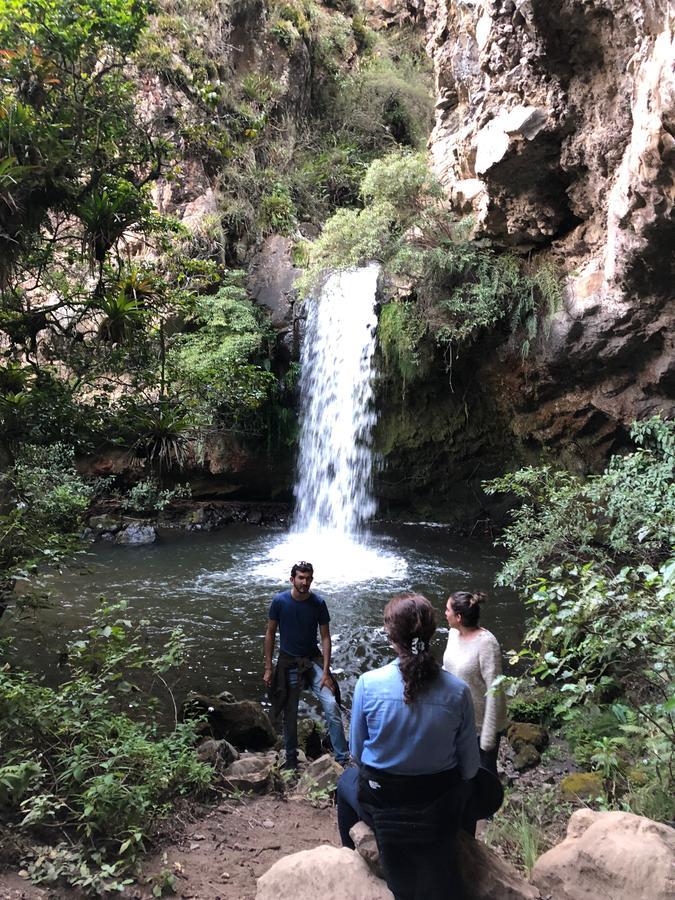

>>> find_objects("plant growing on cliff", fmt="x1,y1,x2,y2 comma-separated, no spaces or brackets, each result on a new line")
0,602,212,893
488,417,675,820
485,417,675,588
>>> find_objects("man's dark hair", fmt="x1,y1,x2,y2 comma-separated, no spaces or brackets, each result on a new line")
290,561,314,577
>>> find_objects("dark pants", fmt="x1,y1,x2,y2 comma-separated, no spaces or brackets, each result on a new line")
479,732,501,776
337,766,468,900
462,733,502,836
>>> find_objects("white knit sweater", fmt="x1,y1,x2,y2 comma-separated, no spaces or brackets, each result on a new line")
442,629,508,751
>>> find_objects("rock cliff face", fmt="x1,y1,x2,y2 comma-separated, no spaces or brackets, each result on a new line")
420,0,674,467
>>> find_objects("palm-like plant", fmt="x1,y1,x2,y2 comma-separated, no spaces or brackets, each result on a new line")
95,292,147,344
127,400,196,475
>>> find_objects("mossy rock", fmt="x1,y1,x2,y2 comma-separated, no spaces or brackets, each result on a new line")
560,771,603,801
507,722,549,752
513,743,541,771
508,688,560,726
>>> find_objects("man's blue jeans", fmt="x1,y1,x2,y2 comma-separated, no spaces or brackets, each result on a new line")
284,662,349,766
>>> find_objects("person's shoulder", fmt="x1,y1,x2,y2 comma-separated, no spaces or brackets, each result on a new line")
272,589,291,603
309,591,327,606
479,629,502,650
360,662,398,687
438,668,473,696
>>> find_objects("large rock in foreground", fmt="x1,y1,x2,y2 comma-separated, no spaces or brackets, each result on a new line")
532,809,675,900
457,831,541,900
256,845,394,900
257,833,540,900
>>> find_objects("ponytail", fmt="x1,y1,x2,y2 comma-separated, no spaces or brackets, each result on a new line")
384,593,439,703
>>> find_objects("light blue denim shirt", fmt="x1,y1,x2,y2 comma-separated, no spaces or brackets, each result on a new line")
350,659,480,779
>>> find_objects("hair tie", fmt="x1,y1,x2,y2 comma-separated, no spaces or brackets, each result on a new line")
411,637,423,655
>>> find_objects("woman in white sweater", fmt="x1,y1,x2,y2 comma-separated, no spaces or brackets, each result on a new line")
443,590,507,776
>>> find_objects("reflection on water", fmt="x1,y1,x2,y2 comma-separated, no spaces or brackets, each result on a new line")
7,523,524,712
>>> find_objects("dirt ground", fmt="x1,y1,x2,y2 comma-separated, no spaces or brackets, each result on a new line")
0,736,578,899
0,793,342,900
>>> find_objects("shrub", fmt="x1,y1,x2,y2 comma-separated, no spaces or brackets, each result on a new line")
296,201,397,296
0,602,212,892
9,444,93,533
489,417,675,821
485,417,675,588
123,478,191,514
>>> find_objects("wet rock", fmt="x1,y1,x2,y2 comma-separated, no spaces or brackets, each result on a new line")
559,771,603,802
115,523,157,544
182,692,277,750
88,514,122,533
532,809,675,900
255,845,394,900
247,235,299,329
296,753,343,795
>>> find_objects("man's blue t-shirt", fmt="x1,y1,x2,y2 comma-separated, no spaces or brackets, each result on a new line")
268,589,329,657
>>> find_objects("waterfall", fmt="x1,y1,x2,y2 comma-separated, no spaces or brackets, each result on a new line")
292,264,379,537
252,263,407,585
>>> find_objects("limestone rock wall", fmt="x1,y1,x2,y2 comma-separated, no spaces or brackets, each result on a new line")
421,0,674,465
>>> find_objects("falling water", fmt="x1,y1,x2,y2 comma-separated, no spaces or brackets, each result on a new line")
293,265,379,536
252,263,407,584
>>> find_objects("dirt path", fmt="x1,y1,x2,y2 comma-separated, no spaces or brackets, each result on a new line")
0,794,341,900
134,794,340,900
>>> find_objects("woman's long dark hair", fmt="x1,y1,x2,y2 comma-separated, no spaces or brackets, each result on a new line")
384,593,439,704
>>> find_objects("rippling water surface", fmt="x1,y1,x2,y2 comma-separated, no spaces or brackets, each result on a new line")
9,523,523,714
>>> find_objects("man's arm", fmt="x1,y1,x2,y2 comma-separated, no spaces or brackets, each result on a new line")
318,622,335,694
263,619,278,687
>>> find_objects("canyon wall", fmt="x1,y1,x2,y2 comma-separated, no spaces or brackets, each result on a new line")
364,0,674,519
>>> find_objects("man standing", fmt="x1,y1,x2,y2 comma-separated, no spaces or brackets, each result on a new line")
263,561,349,770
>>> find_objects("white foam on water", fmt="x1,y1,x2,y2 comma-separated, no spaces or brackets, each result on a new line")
249,529,408,588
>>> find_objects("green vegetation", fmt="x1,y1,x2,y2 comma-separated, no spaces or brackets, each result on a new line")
0,602,212,893
297,148,562,382
0,444,98,579
484,788,572,875
487,417,675,820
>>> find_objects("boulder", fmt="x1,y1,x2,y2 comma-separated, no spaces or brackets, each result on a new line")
350,823,540,900
88,513,121,533
532,809,675,900
115,523,157,544
196,738,239,770
456,831,542,899
223,753,277,794
182,692,277,750
559,771,603,802
296,754,343,796
256,845,394,900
